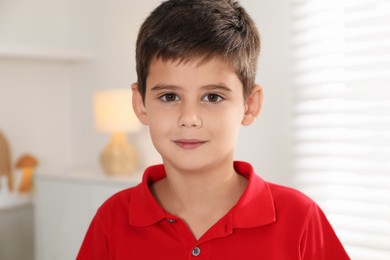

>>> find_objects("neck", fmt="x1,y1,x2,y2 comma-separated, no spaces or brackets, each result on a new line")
152,159,247,216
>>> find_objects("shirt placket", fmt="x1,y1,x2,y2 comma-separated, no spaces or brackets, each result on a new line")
165,213,234,259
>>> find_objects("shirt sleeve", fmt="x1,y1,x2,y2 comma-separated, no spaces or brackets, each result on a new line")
77,209,109,260
300,203,350,260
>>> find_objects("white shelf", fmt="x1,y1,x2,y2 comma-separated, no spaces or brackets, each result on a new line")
0,44,93,62
36,170,142,186
0,193,32,210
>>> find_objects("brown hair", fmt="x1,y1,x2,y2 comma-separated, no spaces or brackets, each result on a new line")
135,0,260,101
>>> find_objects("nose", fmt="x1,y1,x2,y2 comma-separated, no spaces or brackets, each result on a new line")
177,101,203,128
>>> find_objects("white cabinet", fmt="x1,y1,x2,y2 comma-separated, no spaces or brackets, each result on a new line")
34,172,141,260
0,201,33,260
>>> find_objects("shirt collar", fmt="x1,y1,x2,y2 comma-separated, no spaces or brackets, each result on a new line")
230,161,276,228
128,161,276,228
128,164,167,227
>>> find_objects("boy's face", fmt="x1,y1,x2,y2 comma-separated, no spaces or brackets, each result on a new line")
132,57,262,172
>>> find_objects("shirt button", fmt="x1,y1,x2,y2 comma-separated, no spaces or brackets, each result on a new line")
167,219,176,223
192,246,201,257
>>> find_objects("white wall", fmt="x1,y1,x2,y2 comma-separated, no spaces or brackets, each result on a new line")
0,0,74,173
0,60,73,171
0,0,292,183
0,0,70,47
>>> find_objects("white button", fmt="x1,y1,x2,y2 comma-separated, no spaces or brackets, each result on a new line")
167,219,176,223
192,246,201,256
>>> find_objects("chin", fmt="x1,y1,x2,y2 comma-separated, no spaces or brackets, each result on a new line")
165,154,232,174
163,156,209,172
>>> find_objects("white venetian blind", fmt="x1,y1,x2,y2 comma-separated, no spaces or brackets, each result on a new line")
290,0,390,259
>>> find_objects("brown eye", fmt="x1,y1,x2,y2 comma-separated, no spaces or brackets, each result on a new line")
160,93,179,102
203,93,223,103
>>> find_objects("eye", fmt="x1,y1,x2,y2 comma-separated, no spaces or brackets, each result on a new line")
202,93,224,103
159,93,180,102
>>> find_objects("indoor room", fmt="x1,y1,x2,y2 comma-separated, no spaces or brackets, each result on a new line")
0,0,389,259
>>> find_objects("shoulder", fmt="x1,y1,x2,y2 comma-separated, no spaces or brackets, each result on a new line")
264,181,333,237
104,185,138,205
265,181,318,220
267,182,314,206
95,184,140,221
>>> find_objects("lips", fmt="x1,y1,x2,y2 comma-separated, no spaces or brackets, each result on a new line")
173,139,207,149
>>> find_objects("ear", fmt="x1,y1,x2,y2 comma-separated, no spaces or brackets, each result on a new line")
242,85,264,126
131,83,149,125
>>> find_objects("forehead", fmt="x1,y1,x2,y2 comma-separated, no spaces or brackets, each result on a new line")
146,57,242,90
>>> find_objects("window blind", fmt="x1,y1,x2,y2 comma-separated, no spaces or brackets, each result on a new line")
290,0,390,259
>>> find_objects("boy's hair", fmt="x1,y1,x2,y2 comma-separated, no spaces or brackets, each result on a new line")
135,0,260,101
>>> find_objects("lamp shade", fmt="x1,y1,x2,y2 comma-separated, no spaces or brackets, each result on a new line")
94,89,141,133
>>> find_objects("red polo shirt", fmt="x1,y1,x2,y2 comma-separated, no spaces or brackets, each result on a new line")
77,161,349,259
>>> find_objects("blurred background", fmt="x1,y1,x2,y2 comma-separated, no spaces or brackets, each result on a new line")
0,0,389,259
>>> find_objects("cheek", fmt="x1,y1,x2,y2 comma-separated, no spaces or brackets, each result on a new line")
147,109,175,140
207,109,243,136
145,102,172,124
148,118,168,137
148,124,169,155
211,105,244,123
148,110,175,127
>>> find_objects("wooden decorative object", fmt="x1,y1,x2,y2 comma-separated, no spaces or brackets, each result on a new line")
100,132,138,176
0,130,14,192
16,154,38,193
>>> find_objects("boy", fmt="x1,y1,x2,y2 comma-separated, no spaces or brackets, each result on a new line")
78,0,350,259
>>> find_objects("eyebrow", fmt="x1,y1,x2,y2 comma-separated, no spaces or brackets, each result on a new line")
202,84,232,92
150,84,181,91
150,83,232,92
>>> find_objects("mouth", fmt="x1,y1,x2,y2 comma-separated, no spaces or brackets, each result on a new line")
173,139,208,149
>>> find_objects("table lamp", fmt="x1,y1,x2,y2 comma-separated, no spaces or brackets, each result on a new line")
94,89,141,176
